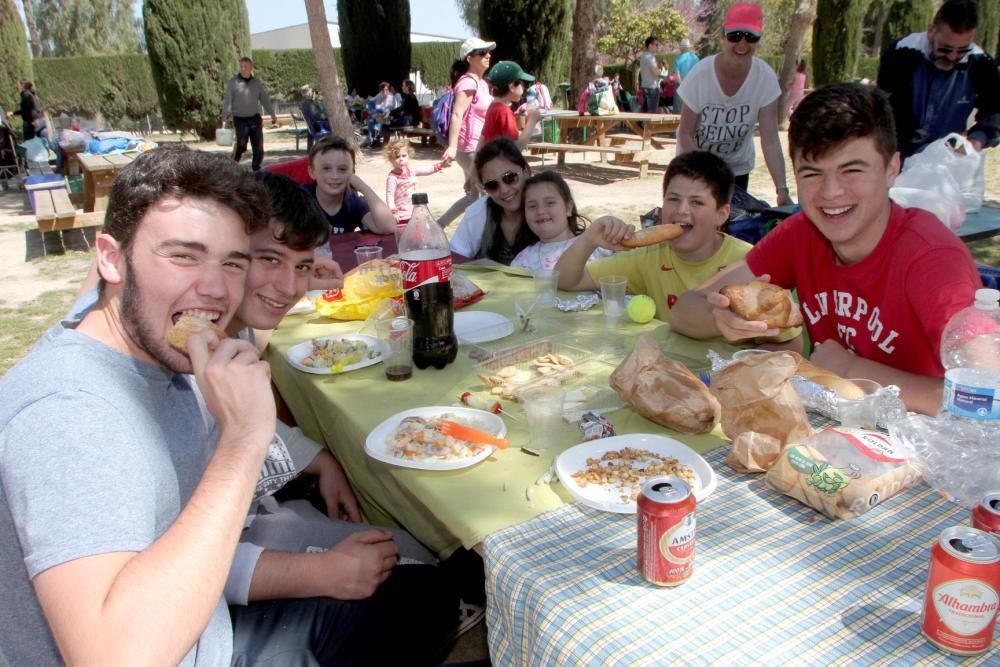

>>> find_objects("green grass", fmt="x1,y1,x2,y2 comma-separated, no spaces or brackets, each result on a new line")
31,250,94,281
0,288,78,376
967,239,1000,267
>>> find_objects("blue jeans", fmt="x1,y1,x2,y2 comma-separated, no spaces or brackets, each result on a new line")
642,87,660,114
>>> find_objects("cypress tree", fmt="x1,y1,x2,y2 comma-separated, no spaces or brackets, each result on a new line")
0,0,32,116
144,0,250,140
337,0,410,97
814,0,864,85
979,0,999,58
480,0,573,88
881,0,934,52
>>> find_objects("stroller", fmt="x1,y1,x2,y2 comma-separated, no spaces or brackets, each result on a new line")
0,106,26,191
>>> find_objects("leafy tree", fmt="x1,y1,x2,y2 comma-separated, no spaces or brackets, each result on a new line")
595,0,687,62
980,0,999,58
337,0,410,97
455,0,479,34
813,0,864,85
144,0,250,140
33,0,141,57
0,0,32,115
777,0,816,127
480,0,573,90
880,0,933,54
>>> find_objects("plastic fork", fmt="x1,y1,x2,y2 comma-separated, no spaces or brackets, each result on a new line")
436,420,508,449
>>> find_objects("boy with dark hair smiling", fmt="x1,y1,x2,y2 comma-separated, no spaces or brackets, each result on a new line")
670,83,982,415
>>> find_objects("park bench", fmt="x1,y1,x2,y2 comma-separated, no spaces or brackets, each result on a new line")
27,178,105,254
398,126,437,145
526,142,649,166
275,112,310,151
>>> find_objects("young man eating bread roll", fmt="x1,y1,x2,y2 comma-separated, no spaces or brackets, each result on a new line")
555,151,757,323
670,83,982,415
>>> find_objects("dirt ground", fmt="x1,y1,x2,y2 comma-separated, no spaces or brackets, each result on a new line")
0,128,997,309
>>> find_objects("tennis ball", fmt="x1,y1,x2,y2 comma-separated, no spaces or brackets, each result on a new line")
627,294,656,323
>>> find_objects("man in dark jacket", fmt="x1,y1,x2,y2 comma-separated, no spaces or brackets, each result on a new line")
223,57,277,171
9,80,41,141
877,0,999,159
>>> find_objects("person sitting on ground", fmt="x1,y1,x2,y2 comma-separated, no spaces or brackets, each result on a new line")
669,83,983,416
449,137,538,263
384,138,448,225
676,3,793,206
877,0,999,159
298,85,330,152
390,80,422,127
479,61,543,150
555,151,761,326
511,171,612,271
305,135,396,236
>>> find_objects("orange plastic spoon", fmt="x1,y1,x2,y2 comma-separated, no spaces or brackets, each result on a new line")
436,420,508,449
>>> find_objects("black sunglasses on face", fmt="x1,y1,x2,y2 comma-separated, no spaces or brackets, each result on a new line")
726,31,761,44
935,44,973,56
469,49,490,58
482,170,520,193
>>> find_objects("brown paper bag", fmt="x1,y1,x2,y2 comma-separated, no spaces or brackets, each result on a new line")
727,431,783,473
610,334,720,434
711,351,812,446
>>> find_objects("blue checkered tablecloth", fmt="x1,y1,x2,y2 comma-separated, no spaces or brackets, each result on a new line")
484,447,998,666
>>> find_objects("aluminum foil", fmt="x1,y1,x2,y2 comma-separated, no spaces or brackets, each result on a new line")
556,292,600,312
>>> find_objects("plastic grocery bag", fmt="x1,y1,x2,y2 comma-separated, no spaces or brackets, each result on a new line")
905,133,984,213
314,260,402,321
890,162,965,231
216,123,233,147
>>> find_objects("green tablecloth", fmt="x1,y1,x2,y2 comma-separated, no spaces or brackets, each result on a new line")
265,267,741,556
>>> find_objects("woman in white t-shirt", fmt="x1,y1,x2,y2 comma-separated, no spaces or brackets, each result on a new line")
439,37,496,228
675,3,792,206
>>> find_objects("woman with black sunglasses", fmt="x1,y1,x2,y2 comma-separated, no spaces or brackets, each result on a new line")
675,3,792,207
449,138,539,264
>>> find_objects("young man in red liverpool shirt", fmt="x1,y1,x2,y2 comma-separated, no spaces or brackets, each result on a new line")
670,83,982,415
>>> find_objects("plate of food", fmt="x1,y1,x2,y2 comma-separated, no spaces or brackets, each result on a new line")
555,434,717,513
286,334,383,374
365,406,507,471
454,311,514,344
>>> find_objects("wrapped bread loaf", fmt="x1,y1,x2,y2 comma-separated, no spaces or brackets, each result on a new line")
765,428,921,520
610,334,720,434
720,280,804,328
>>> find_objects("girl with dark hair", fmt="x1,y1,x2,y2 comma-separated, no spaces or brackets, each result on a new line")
449,137,537,264
511,171,612,271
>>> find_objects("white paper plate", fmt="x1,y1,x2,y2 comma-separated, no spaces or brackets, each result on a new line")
454,311,514,344
286,334,383,375
555,434,717,514
365,406,507,471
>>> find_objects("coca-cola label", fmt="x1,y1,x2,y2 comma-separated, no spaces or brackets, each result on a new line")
659,513,696,565
931,579,1000,635
401,255,452,290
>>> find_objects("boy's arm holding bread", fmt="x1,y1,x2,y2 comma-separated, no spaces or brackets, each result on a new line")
555,216,634,291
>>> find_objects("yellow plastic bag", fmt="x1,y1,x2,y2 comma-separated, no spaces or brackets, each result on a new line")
314,261,403,321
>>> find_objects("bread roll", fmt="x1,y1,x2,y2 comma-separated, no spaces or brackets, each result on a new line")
796,359,865,399
720,280,804,328
620,224,684,248
166,313,226,353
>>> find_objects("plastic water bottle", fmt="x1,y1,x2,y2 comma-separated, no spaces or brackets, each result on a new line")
940,288,1000,419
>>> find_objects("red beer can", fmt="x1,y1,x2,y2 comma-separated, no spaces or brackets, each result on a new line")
920,526,1000,655
972,491,1000,536
637,476,696,587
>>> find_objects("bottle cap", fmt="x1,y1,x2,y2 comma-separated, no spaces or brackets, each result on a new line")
974,288,1000,308
411,193,428,205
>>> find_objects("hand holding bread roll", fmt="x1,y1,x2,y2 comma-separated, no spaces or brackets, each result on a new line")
720,280,804,329
166,313,227,353
620,224,684,248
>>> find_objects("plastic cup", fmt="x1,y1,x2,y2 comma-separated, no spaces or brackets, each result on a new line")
835,378,881,429
533,269,559,309
393,222,408,250
522,386,565,449
513,291,539,333
354,245,383,268
376,317,414,382
600,275,627,326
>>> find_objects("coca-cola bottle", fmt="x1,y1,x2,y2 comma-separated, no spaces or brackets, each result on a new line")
398,193,457,369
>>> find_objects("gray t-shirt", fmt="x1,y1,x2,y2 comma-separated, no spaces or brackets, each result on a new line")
0,322,232,666
639,50,660,89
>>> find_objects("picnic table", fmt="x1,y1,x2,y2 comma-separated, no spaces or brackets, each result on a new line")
528,110,680,178
78,152,136,212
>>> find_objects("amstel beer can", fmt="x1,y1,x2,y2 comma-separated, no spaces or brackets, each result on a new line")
920,526,1000,655
971,491,1000,537
637,476,696,586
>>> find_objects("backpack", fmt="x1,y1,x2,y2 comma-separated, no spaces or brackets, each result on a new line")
586,80,618,116
431,90,454,145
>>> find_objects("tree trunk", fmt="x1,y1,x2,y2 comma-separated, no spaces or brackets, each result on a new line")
570,0,597,109
814,0,864,86
777,0,816,128
304,0,355,149
22,0,41,58
870,2,887,57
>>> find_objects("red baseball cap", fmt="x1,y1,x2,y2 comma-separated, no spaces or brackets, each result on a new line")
724,3,764,36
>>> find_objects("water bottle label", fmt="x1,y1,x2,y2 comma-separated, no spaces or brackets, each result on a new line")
944,376,999,419
400,256,452,290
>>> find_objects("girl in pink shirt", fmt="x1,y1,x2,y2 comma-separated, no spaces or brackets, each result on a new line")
383,138,446,224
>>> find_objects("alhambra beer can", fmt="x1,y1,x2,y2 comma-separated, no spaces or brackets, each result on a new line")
637,476,696,586
972,491,1000,536
919,526,1000,655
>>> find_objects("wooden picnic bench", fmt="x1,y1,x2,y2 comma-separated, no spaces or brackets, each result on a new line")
526,142,650,166
78,153,135,212
398,126,437,145
28,181,105,254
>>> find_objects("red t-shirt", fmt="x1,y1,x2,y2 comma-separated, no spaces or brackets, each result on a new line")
480,101,519,145
746,203,982,377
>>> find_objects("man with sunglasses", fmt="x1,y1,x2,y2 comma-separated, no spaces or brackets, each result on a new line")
877,0,999,159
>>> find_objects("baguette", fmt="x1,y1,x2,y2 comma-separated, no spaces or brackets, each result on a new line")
620,224,684,248
720,280,804,328
796,359,865,399
166,313,226,353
